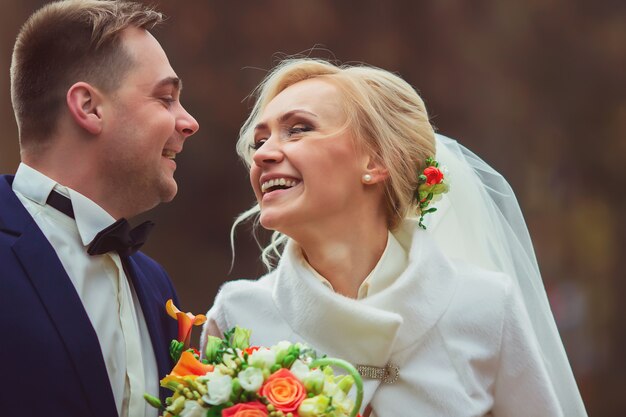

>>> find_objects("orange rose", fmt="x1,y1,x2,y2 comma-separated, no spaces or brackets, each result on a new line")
259,368,306,414
423,166,444,185
222,401,268,417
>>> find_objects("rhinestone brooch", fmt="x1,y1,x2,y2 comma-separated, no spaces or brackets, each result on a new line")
356,362,400,384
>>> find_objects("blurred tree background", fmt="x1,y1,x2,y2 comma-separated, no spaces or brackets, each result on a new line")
1,1,624,415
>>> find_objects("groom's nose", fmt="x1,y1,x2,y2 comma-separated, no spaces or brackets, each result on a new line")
176,104,199,138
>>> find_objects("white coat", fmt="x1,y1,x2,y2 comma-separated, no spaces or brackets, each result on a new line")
202,220,563,417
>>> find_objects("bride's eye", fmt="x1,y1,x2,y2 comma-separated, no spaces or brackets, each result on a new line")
250,139,267,150
287,124,313,136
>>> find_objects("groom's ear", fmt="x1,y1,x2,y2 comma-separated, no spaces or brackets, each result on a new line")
66,82,104,135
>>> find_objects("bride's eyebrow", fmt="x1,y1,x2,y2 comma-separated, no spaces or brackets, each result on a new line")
254,109,318,132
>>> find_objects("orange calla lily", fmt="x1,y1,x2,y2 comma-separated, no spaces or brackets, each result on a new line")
166,299,207,348
170,351,214,377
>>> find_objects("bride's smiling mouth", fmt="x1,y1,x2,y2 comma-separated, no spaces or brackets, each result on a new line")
260,177,301,195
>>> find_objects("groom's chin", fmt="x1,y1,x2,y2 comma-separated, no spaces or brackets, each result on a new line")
158,181,178,204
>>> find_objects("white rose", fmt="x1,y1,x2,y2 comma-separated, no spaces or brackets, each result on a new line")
179,400,206,417
202,373,233,405
249,347,276,369
238,366,264,392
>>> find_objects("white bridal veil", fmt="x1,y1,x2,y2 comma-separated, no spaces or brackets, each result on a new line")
429,134,587,416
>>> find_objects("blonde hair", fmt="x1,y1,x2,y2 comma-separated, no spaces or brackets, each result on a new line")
11,0,163,148
234,58,436,269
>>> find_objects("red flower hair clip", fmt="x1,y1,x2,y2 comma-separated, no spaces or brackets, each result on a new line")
415,157,449,229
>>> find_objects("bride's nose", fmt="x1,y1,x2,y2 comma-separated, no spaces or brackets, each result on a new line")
252,136,284,166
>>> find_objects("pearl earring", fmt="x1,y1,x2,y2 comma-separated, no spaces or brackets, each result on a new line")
362,174,372,183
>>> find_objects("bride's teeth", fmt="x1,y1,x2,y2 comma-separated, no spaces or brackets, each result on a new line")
261,178,299,193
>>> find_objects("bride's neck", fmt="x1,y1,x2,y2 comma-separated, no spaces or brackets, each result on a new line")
297,222,389,299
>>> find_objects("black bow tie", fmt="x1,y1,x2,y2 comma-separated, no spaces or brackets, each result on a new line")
46,191,154,256
87,218,154,256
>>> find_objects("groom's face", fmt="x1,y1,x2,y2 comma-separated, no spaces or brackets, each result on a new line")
98,27,199,210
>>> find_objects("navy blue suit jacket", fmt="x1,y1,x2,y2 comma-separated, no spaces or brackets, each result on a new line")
0,174,179,417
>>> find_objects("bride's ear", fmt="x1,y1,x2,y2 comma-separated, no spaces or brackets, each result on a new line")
362,155,389,184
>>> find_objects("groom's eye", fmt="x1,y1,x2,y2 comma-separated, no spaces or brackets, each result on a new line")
160,96,175,107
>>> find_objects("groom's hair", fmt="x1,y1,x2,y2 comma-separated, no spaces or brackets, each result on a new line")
11,0,164,151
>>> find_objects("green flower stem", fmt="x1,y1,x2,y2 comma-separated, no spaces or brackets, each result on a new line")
310,358,363,417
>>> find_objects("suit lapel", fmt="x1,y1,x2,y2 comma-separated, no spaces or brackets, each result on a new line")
3,176,118,417
125,255,173,400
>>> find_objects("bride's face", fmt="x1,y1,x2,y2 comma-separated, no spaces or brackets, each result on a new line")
250,78,368,234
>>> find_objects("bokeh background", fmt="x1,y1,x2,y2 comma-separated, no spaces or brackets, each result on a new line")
1,1,624,415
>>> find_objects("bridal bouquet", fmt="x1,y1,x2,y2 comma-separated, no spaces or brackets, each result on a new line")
145,300,363,417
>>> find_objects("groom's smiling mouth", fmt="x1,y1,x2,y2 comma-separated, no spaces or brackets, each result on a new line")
162,149,177,160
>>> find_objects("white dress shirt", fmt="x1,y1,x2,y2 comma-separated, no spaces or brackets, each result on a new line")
12,163,159,417
299,231,408,299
